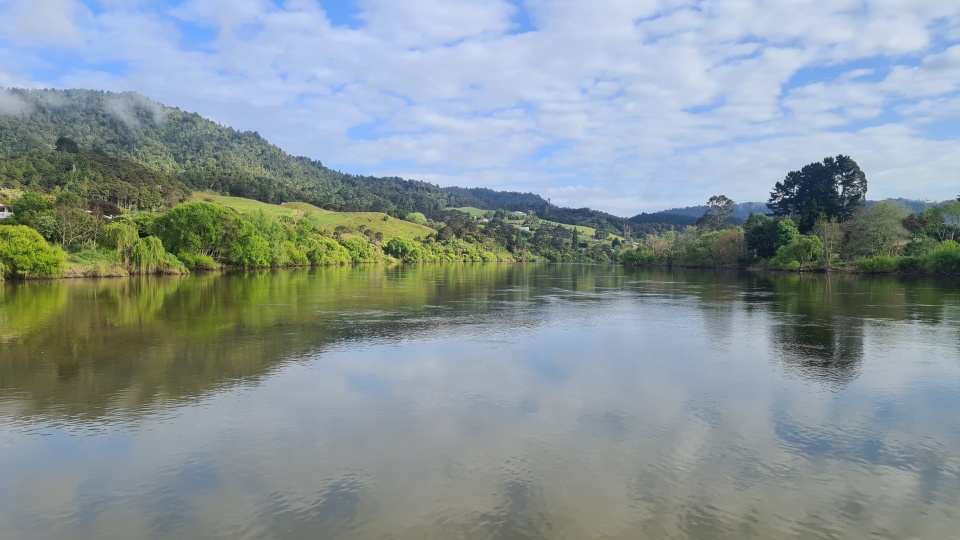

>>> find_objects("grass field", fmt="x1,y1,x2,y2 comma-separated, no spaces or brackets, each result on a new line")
190,193,436,241
449,206,614,239
449,206,490,218
191,193,297,218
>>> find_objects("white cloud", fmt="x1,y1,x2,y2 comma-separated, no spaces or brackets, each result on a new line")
0,0,88,47
2,0,960,213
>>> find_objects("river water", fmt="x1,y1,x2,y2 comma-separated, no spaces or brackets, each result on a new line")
1,265,958,539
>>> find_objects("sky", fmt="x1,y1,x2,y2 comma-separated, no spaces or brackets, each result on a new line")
0,0,959,216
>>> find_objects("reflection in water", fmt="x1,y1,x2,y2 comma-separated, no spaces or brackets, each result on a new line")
1,265,959,539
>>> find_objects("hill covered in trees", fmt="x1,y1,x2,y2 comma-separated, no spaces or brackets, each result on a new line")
0,88,628,234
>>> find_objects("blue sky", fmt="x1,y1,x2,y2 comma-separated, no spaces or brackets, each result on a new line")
1,0,959,215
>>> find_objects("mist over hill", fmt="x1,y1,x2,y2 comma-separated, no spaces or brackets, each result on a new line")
0,88,629,234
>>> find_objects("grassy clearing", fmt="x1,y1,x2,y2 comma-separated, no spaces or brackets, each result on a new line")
449,206,490,217
64,249,129,277
449,206,612,239
190,193,296,218
308,212,436,241
191,192,435,241
280,201,329,214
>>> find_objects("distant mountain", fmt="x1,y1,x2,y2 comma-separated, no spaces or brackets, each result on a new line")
0,88,628,233
647,201,768,221
865,198,945,215
636,198,946,226
627,212,697,227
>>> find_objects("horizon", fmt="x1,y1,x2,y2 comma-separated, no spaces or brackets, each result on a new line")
1,1,959,215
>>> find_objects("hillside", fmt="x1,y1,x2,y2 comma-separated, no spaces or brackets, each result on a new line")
0,148,192,210
0,88,628,233
188,193,436,241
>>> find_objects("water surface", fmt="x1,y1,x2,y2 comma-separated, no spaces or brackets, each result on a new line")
1,265,958,539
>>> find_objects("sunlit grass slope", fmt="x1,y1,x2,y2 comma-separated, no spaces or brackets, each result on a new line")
190,193,436,241
450,206,609,238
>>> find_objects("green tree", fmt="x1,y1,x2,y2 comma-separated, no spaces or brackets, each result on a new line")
304,236,352,265
842,201,909,259
618,245,656,266
130,236,187,274
923,240,960,275
99,221,141,264
153,201,237,261
919,201,960,242
773,236,824,270
49,206,96,251
0,225,66,278
55,136,80,154
812,217,842,265
767,155,867,231
10,191,49,225
226,220,272,267
339,236,376,263
384,237,425,262
697,195,735,231
743,214,798,259
404,212,427,225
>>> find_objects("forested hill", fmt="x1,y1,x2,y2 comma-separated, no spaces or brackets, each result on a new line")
640,199,940,224
0,88,628,233
644,202,769,221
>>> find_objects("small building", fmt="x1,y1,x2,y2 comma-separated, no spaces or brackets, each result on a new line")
0,205,13,220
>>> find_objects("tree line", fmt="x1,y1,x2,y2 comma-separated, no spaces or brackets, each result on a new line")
619,155,960,275
0,185,630,279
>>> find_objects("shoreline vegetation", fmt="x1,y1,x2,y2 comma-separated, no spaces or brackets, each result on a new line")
2,172,959,281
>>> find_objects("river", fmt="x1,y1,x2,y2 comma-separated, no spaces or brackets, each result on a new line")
1,264,958,539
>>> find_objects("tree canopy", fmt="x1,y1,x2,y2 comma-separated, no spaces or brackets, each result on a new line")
767,155,867,232
697,195,735,231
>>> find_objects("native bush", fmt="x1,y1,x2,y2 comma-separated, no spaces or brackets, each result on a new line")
0,225,66,278
923,240,960,275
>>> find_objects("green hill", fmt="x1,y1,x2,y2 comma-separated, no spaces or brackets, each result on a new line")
0,148,191,210
0,88,629,233
193,193,436,241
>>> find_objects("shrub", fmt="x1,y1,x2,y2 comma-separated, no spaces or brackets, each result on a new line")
99,222,141,262
902,237,938,257
284,241,310,266
176,251,220,270
923,240,960,275
131,236,187,274
896,256,923,274
856,255,898,273
618,246,657,266
404,212,428,225
772,236,823,270
305,236,352,265
0,225,66,278
384,237,425,262
339,236,377,263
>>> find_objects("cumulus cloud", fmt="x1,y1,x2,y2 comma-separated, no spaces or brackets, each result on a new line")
0,0,88,47
1,0,959,213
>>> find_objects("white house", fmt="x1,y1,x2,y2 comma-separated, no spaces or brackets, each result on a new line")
0,205,13,220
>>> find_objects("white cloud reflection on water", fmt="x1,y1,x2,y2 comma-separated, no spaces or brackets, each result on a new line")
0,269,958,539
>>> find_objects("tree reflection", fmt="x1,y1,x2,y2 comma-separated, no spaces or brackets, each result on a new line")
751,274,865,388
0,264,632,420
